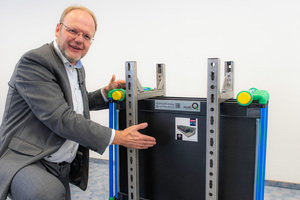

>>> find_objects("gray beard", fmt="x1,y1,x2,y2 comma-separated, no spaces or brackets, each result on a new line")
61,49,81,63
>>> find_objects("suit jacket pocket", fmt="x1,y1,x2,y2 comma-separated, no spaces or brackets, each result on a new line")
8,137,43,156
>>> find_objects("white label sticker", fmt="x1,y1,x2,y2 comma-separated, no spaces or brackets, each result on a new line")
155,100,201,112
175,117,198,142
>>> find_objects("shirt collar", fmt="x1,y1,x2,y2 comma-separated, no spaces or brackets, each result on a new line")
53,41,82,69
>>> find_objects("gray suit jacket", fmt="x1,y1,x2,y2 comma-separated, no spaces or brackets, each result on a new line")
0,42,112,199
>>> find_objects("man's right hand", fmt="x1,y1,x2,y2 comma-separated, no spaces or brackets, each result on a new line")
112,122,156,149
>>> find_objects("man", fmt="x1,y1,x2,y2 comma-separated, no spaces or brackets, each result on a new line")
0,5,156,200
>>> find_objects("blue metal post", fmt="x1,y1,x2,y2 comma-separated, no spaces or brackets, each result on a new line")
109,99,114,199
256,105,269,200
114,106,119,199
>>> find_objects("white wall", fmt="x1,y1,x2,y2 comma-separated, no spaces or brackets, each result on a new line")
1,0,299,184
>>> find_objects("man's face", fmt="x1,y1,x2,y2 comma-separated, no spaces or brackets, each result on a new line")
55,9,96,64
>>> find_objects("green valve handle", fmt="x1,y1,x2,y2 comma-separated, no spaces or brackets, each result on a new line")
108,87,152,101
237,88,269,106
108,89,126,101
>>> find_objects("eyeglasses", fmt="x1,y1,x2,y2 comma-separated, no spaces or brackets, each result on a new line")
60,23,94,44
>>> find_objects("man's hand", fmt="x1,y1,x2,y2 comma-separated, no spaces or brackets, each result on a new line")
113,123,156,149
103,74,126,98
107,74,126,91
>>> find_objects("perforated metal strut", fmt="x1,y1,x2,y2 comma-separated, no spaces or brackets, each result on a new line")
206,59,234,200
126,62,139,200
125,61,166,200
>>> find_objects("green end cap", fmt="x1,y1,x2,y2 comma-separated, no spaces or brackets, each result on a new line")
237,90,253,106
108,89,126,101
237,88,269,106
108,87,152,101
252,89,269,105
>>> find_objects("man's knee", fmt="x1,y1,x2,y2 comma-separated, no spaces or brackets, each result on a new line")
10,163,67,200
23,182,66,199
11,180,66,200
27,182,66,200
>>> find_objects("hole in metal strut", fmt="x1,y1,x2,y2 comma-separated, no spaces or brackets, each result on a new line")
209,180,213,188
128,82,131,90
227,65,232,72
211,71,215,80
211,94,214,103
128,63,131,71
210,138,214,147
157,64,162,73
226,61,232,72
210,116,214,125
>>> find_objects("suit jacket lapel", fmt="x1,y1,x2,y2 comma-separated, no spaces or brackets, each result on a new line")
49,42,74,110
76,68,90,119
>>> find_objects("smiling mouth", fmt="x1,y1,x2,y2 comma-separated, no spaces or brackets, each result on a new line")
70,45,82,50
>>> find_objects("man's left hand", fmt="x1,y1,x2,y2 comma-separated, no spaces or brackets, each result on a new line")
103,74,126,98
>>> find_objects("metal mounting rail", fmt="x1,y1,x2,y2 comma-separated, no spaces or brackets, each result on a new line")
125,61,166,200
206,58,234,200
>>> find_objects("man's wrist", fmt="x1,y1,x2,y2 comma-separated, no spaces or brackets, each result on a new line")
104,87,109,94
103,87,109,98
112,130,121,145
108,129,116,145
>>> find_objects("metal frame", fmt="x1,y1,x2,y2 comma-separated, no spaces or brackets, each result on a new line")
123,59,234,200
125,61,166,200
114,58,271,200
206,58,234,200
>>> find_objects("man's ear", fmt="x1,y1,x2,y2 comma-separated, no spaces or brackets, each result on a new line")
55,23,60,37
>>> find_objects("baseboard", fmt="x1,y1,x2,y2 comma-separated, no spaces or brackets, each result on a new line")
265,180,300,190
90,158,300,190
90,157,109,164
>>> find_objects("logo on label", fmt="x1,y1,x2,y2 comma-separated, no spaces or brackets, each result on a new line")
192,103,199,110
